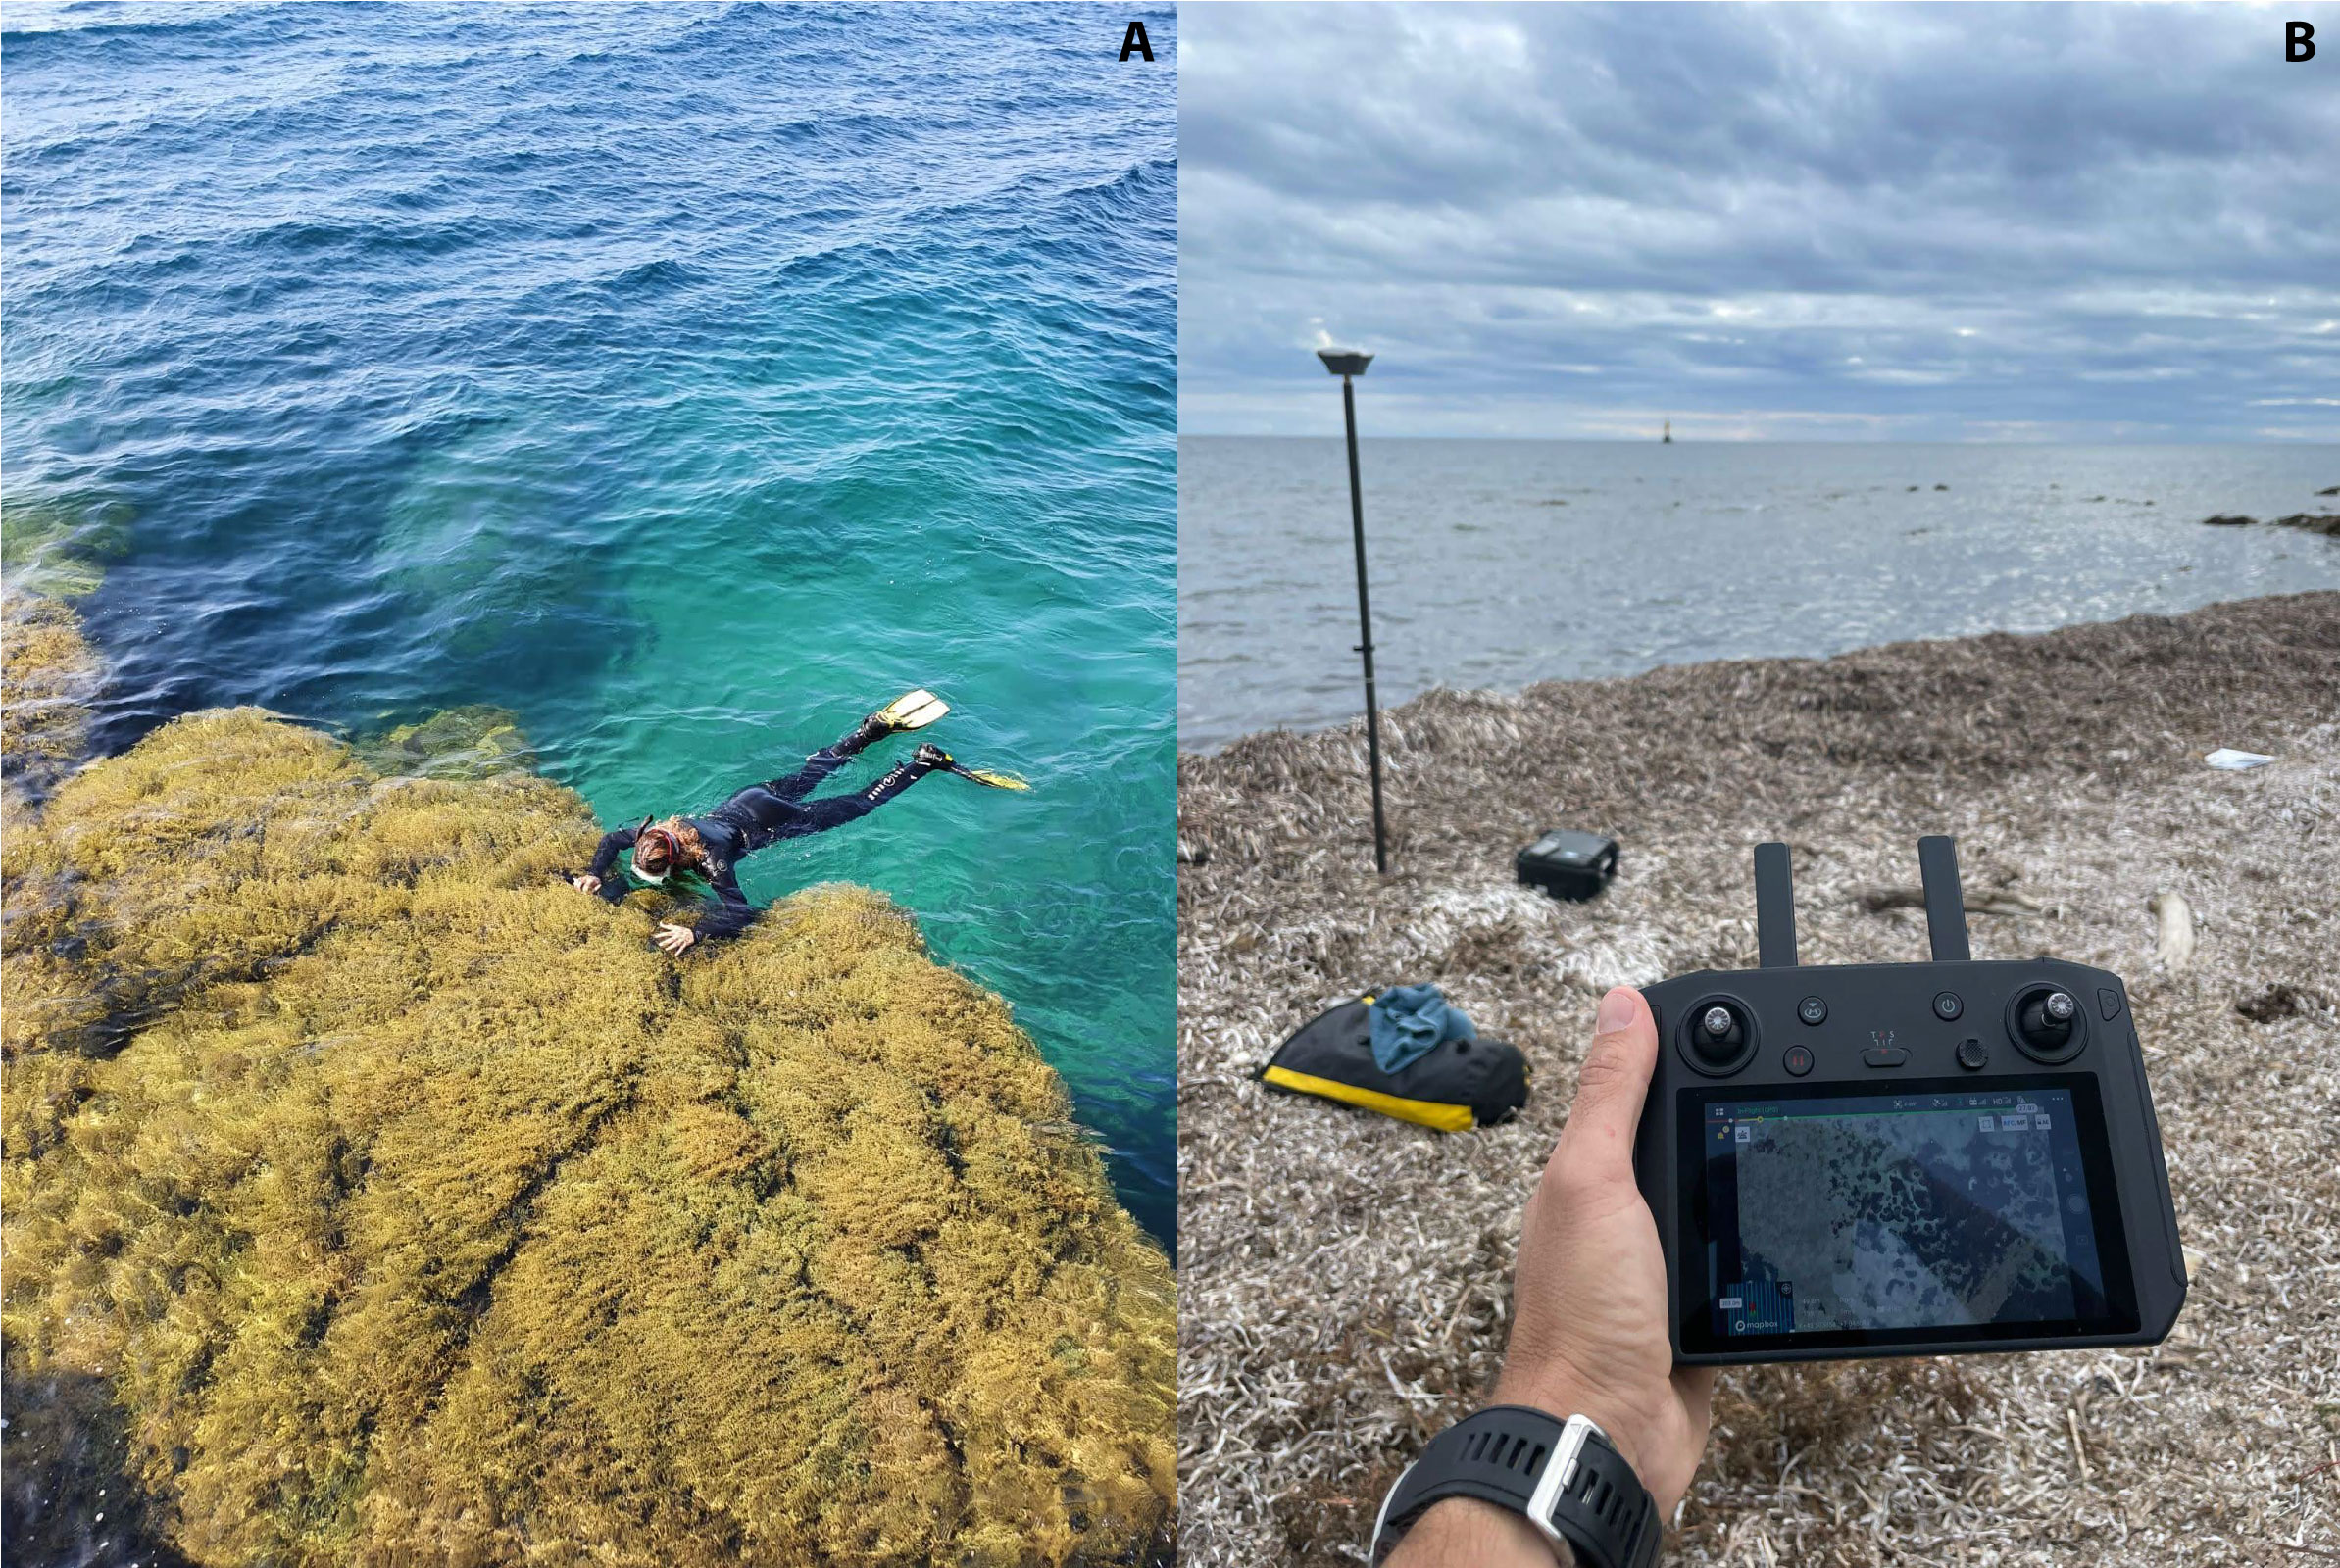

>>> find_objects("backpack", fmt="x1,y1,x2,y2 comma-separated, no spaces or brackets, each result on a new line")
1256,994,1529,1131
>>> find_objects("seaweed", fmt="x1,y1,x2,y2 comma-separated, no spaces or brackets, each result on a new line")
352,704,539,780
1178,591,2340,1565
0,493,132,601
1,597,1174,1567
1,589,100,806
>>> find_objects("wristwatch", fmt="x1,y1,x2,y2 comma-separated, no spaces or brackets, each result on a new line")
1369,1407,1660,1568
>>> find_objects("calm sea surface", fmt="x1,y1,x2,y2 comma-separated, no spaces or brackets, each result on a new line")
1180,437,2340,751
3,2,1177,1249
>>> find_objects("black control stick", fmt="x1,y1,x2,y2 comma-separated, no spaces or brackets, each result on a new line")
2016,988,2079,1052
1690,1002,1749,1065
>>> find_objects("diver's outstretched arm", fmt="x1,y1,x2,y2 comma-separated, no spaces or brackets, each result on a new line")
583,827,637,902
687,862,758,943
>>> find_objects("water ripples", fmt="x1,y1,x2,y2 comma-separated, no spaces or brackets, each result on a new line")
6,0,1178,1247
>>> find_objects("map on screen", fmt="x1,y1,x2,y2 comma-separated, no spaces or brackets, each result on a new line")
1705,1089,2098,1335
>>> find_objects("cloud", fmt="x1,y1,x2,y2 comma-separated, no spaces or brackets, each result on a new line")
1178,2,2340,439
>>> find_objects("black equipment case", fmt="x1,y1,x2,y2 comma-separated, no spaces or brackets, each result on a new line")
1517,829,1619,902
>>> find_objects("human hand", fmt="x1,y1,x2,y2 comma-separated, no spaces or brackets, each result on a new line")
1388,986,1715,1565
653,921,697,956
1497,984,1716,1506
571,874,602,896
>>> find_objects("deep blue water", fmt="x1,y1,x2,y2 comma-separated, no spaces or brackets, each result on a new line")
3,2,1177,1250
1181,437,2340,749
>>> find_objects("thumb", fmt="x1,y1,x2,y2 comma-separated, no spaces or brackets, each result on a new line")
1556,986,1660,1181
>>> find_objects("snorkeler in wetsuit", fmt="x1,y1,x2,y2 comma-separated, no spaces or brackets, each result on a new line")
569,690,1024,954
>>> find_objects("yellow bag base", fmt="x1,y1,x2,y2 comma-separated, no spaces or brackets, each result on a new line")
1259,1065,1475,1133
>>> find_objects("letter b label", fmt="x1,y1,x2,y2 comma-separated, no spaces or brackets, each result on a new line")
2288,21,2315,61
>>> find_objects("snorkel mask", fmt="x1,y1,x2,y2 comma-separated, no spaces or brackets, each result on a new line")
631,821,681,885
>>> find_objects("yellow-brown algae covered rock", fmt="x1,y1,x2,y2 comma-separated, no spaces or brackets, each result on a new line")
0,589,100,804
0,706,1175,1567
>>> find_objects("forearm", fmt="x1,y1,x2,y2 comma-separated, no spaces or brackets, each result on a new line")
1387,988,1713,1568
694,879,756,942
587,829,634,882
1386,1497,1572,1567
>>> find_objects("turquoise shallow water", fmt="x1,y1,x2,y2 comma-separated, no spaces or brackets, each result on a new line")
3,2,1177,1247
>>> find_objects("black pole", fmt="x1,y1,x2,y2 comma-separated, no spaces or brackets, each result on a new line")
1340,374,1389,873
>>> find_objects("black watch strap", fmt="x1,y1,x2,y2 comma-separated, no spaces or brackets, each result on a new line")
1369,1406,1660,1568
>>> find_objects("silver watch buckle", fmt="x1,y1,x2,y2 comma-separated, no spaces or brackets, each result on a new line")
1524,1413,1607,1550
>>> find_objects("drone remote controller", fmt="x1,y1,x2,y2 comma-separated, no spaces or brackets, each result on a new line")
1632,837,2187,1364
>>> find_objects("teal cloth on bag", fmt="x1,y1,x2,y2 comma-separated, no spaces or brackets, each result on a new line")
1369,984,1477,1074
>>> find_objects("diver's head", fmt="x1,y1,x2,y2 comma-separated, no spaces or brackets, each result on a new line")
631,819,684,884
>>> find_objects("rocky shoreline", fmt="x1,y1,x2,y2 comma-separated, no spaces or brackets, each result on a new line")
1177,591,2340,1566
2200,511,2340,537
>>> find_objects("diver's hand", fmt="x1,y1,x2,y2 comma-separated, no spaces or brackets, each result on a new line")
653,921,697,956
1387,987,1715,1568
571,874,602,896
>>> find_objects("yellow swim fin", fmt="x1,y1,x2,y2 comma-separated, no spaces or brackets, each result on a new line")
913,743,1028,790
872,688,950,732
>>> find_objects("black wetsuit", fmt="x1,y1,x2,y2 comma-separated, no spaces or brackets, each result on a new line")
586,732,926,942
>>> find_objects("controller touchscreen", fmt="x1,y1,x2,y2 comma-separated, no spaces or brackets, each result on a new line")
1692,1083,2121,1343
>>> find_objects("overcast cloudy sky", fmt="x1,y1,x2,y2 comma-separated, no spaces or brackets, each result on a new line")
1179,3,2340,440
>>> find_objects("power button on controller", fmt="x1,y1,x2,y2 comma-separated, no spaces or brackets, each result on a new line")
1932,992,1963,1021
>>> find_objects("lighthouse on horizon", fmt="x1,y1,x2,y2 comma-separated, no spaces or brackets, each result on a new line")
1662,418,1672,444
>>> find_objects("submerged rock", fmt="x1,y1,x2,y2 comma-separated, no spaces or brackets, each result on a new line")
0,493,132,602
2200,513,2255,526
0,615,1173,1567
354,702,539,779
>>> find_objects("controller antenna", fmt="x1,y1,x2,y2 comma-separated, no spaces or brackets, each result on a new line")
1754,841,1797,967
1918,835,1971,962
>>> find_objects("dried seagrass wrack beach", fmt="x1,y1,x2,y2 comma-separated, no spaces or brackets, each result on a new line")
1177,591,2339,1567
0,593,1175,1568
